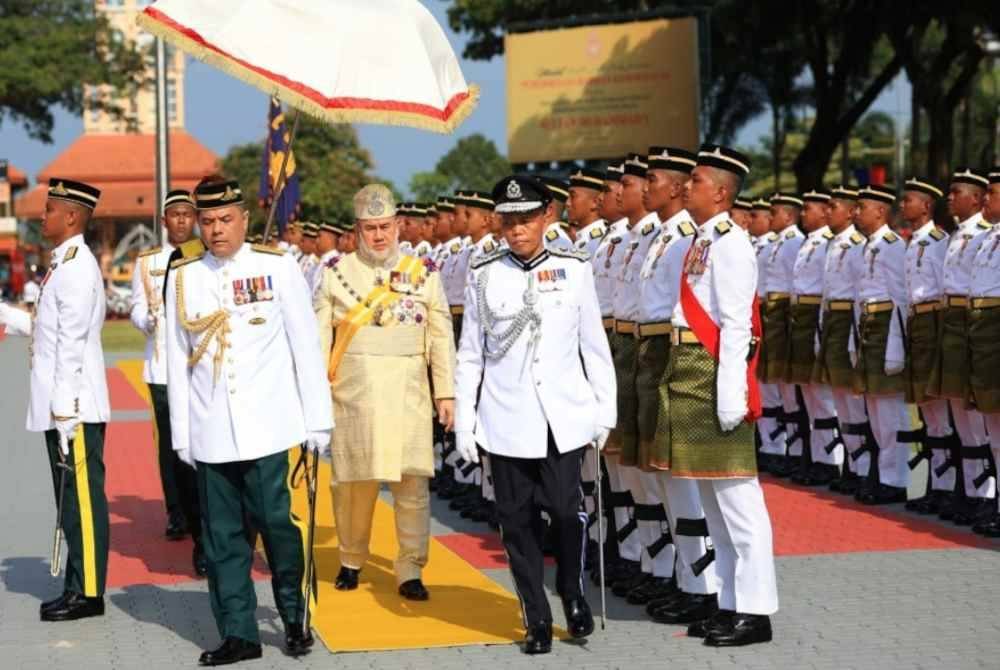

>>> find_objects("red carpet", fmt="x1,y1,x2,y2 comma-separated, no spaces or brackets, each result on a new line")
107,367,149,410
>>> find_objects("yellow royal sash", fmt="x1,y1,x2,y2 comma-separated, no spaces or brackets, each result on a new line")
327,255,426,382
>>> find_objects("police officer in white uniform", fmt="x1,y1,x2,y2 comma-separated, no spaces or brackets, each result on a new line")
0,178,111,622
165,178,333,665
455,175,615,655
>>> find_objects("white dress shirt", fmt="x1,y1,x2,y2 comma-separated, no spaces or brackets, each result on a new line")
165,244,333,463
130,242,175,384
637,209,696,323
671,212,756,417
613,212,661,321
592,218,627,317
904,221,948,304
792,226,832,297
820,225,865,302
764,225,804,294
573,219,607,257
752,232,777,299
455,248,616,457
857,224,908,365
943,212,990,296
543,222,575,252
969,223,1000,298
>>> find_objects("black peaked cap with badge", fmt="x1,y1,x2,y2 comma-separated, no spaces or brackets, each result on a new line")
605,158,625,182
194,179,244,210
648,146,698,173
858,184,896,204
47,178,101,210
696,144,751,177
493,175,552,214
539,176,570,203
903,177,944,199
569,168,605,192
951,167,989,189
164,189,194,209
464,191,496,211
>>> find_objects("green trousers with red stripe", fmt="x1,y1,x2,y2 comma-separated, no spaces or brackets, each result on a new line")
44,423,109,597
197,450,306,644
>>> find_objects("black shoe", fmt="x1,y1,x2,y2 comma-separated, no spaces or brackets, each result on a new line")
795,463,839,487
953,498,994,526
193,543,209,577
627,577,677,605
40,592,105,622
593,558,639,586
523,622,552,654
39,591,70,615
906,490,947,515
646,588,688,616
704,613,773,647
335,566,360,591
562,598,594,639
768,456,797,478
831,470,862,494
973,512,1000,537
687,609,735,638
649,592,718,624
284,626,314,657
165,510,188,541
198,637,263,666
612,571,651,598
398,579,429,601
857,483,907,505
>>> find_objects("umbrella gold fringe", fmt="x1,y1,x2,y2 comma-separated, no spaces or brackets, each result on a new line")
137,12,479,134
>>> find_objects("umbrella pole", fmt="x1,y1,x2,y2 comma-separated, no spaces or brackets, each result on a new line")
262,107,301,244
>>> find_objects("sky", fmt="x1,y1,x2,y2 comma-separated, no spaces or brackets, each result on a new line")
0,1,913,197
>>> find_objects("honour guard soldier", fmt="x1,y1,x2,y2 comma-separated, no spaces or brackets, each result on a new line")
165,178,332,664
567,168,607,256
898,179,956,514
454,175,615,654
761,193,806,477
852,185,912,504
928,168,995,524
315,184,456,600
539,177,575,252
412,204,435,259
788,190,842,485
635,147,719,621
750,198,788,469
315,222,342,285
731,197,753,230
397,202,416,255
0,179,111,621
813,187,869,493
130,189,206,574
969,167,1000,536
662,146,777,646
298,222,320,278
442,191,472,343
279,221,303,259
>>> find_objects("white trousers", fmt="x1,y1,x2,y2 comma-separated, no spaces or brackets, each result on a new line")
801,383,843,465
758,382,787,455
606,455,642,562
950,401,994,499
636,470,674,578
832,390,869,476
658,472,716,595
697,477,779,615
779,384,803,457
918,398,955,492
983,414,1000,511
865,394,911,488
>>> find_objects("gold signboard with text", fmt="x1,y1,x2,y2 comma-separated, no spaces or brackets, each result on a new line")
506,17,700,163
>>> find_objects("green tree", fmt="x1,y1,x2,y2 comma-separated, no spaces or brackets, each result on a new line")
221,114,384,233
408,133,510,198
0,0,146,142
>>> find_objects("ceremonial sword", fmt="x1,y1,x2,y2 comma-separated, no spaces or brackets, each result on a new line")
293,443,321,638
51,434,74,577
593,443,607,630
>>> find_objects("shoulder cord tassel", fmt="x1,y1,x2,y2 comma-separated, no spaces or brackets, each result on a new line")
141,255,162,362
175,267,230,385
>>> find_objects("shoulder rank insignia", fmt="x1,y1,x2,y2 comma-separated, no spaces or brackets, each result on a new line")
251,244,285,256
549,247,589,262
715,220,732,236
470,246,510,270
678,221,696,237
978,220,992,231
138,247,162,258
170,253,203,269
545,229,559,241
450,242,461,253
883,231,899,244
850,232,864,245
63,246,78,261
641,221,656,236
784,228,797,240
766,231,779,242
179,238,206,258
590,227,605,240
483,240,496,253
822,230,834,240
928,227,946,241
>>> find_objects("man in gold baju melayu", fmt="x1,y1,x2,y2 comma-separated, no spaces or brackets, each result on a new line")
314,184,456,601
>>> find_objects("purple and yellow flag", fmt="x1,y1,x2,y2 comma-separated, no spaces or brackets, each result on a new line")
259,97,301,233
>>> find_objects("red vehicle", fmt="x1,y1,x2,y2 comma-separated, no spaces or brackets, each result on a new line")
0,239,26,300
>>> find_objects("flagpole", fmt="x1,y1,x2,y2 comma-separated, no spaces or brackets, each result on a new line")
262,108,301,244
153,36,171,247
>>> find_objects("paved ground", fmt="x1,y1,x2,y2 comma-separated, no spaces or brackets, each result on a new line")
2,334,1000,669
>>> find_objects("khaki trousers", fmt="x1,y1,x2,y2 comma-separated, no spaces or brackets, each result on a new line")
331,475,430,584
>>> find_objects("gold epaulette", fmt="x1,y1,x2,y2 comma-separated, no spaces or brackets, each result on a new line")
470,247,510,269
483,240,496,253
641,221,656,236
784,228,797,239
170,254,203,269
251,244,284,256
978,220,992,230
590,227,606,240
822,230,834,240
179,238,206,258
883,231,899,244
928,227,946,241
716,220,733,235
545,229,559,241
138,247,162,258
549,247,589,262
850,232,864,245
766,231,779,242
63,247,78,261
678,221,696,237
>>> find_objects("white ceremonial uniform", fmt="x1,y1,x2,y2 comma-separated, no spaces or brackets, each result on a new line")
3,235,111,431
543,222,575,252
22,279,40,305
970,221,1000,505
468,233,499,265
314,249,341,297
857,225,911,489
573,219,607,257
753,231,787,458
130,244,175,384
440,236,466,307
593,218,628,320
455,248,616,456
820,225,869,476
792,226,842,467
904,221,954,490
413,240,433,259
399,240,413,255
165,244,333,464
670,212,778,616
942,212,993,499
764,225,805,456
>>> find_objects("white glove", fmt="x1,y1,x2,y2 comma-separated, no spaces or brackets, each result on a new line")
144,313,158,335
718,409,745,433
0,301,33,335
849,349,858,368
177,449,196,469
54,417,80,457
306,430,332,458
593,428,610,451
455,430,479,464
884,359,904,376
